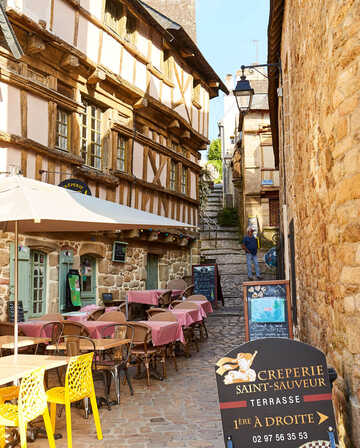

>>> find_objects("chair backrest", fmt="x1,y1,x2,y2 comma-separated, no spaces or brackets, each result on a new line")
158,290,172,307
65,352,94,401
39,321,63,344
62,335,96,357
34,313,63,321
183,284,194,298
170,300,183,307
167,279,186,290
18,367,47,423
186,295,207,302
149,312,177,322
100,323,134,362
130,322,152,346
62,321,90,337
97,311,126,323
146,308,166,319
87,308,105,321
174,301,198,310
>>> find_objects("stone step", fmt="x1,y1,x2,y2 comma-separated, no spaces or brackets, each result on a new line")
201,240,243,250
205,204,221,211
200,225,239,232
200,231,240,240
207,196,222,203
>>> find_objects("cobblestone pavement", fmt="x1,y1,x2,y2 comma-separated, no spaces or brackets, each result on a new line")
35,314,245,448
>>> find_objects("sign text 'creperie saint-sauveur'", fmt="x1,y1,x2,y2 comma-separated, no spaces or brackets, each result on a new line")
215,338,338,447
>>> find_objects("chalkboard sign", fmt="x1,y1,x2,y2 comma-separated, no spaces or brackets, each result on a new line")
243,280,293,341
215,338,338,447
112,241,127,263
192,264,218,306
7,300,25,322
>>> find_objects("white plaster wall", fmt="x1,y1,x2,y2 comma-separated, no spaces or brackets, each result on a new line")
99,186,106,200
27,94,48,146
121,49,134,84
123,185,129,205
53,0,75,46
151,43,161,71
147,158,153,183
159,160,167,187
132,142,143,179
0,147,7,173
26,152,36,179
77,16,100,63
190,171,196,200
192,106,199,134
14,0,52,27
153,195,158,214
137,29,148,58
162,84,171,107
175,104,187,122
6,148,21,173
0,83,21,136
137,190,142,210
149,75,160,101
135,61,147,92
80,0,102,20
101,33,121,75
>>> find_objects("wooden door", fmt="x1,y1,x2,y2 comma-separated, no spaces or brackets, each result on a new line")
146,254,159,290
80,255,97,305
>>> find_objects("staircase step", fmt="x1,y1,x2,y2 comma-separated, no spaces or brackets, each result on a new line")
200,231,240,240
201,240,243,250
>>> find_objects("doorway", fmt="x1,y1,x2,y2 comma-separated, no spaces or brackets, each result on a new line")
80,254,97,306
146,254,159,290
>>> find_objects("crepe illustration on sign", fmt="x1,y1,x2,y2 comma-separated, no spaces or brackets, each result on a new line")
251,297,286,323
298,442,338,448
216,351,257,384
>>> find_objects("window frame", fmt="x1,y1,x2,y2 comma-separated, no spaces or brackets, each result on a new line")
30,250,47,318
81,99,103,170
181,165,188,195
116,133,128,172
55,107,71,151
169,160,177,191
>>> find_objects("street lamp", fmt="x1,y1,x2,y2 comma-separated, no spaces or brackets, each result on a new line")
233,65,254,114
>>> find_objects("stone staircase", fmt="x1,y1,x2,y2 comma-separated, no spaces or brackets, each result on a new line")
200,184,274,315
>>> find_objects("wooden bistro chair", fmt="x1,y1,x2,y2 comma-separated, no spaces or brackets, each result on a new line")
97,311,126,323
158,290,172,308
149,312,178,373
47,351,103,448
0,367,55,448
96,323,135,405
130,322,164,387
62,321,90,337
167,279,187,290
32,313,63,321
0,322,24,337
146,308,166,319
186,294,207,301
183,284,194,298
87,307,105,321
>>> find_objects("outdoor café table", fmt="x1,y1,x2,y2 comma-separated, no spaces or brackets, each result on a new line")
62,311,89,322
127,289,184,306
19,320,55,337
137,320,185,346
0,354,68,386
170,307,204,327
46,337,130,352
0,335,50,351
80,321,118,338
186,299,213,315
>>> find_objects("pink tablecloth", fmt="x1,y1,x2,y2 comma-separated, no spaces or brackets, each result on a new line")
81,321,117,339
19,321,53,337
139,320,185,346
186,300,213,315
127,289,185,305
171,308,203,327
65,312,89,322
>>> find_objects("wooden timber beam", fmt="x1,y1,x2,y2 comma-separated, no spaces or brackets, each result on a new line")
87,68,106,85
133,97,149,110
61,54,80,71
180,49,195,58
27,34,46,54
168,119,180,129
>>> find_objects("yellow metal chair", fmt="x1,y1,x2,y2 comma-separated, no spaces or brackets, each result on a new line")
46,352,102,448
0,386,19,404
0,368,55,448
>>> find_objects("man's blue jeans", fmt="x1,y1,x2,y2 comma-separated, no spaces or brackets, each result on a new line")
246,253,260,278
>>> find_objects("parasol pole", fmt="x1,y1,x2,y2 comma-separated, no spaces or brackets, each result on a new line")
14,220,18,357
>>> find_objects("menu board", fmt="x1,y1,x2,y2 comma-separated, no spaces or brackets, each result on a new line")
8,300,25,322
215,338,338,447
192,264,218,305
243,280,292,341
112,241,127,263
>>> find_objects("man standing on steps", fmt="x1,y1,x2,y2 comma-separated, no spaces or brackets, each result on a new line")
242,227,262,281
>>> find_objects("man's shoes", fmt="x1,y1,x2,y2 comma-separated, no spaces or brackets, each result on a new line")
256,276,263,280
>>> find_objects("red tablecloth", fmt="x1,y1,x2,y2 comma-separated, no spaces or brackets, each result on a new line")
171,308,203,327
64,312,89,322
186,300,213,315
138,320,185,346
19,321,54,337
81,321,117,338
127,289,184,305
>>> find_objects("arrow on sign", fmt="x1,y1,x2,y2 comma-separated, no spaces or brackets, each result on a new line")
317,411,329,425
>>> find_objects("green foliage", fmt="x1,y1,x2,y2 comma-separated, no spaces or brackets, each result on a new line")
217,207,239,227
208,138,221,160
206,159,223,183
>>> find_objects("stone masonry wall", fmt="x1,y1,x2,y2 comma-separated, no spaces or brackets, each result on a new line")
0,233,193,320
280,1,360,446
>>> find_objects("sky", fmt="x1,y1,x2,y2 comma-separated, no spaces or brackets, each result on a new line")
196,0,270,143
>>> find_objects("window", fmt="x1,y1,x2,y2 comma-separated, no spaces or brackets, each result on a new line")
163,50,172,80
80,255,96,305
56,108,71,151
31,251,46,317
116,134,127,172
105,0,124,35
125,11,136,44
81,100,102,170
192,80,201,104
169,161,176,191
181,166,187,195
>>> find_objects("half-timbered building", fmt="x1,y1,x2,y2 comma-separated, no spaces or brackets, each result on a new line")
0,0,227,319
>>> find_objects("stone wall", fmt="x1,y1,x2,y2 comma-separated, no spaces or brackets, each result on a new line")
0,233,194,320
144,0,196,41
279,1,360,446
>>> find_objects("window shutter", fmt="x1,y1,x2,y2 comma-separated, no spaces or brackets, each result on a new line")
9,243,31,318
